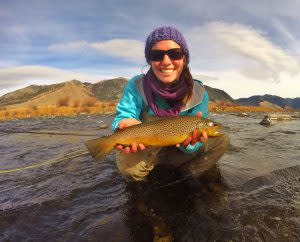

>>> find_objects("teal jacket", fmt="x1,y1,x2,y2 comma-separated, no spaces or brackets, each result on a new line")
112,74,209,154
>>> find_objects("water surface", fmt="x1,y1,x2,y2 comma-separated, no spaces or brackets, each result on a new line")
0,113,299,241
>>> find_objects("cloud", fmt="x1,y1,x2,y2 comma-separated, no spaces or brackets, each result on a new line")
0,65,112,96
0,65,144,97
49,39,144,62
187,22,300,84
197,69,300,99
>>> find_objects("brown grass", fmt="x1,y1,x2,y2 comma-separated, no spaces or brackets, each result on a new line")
73,99,80,108
81,97,98,107
0,101,296,121
57,96,70,107
208,102,288,112
0,101,118,121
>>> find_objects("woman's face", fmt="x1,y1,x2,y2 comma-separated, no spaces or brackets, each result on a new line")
150,40,185,85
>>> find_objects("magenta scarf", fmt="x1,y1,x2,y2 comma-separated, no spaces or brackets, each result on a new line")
143,69,190,116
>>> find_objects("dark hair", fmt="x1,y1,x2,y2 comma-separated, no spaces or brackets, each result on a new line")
181,63,194,101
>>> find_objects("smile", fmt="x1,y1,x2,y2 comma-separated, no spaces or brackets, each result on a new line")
160,69,174,73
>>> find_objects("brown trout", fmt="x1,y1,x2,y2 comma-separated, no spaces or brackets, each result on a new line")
85,116,223,161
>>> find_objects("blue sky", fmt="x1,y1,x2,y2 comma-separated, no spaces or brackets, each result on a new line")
1,0,300,98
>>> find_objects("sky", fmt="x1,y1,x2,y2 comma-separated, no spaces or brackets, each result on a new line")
1,0,300,99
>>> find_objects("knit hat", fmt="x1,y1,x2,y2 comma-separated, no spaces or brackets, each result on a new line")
145,26,190,64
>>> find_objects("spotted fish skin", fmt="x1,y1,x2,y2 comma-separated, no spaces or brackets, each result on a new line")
85,116,222,162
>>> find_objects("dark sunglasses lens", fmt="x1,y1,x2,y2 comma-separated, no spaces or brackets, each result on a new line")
149,50,164,61
149,49,184,61
167,49,183,60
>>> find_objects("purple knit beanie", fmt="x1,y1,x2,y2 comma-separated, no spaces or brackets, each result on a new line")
145,26,190,64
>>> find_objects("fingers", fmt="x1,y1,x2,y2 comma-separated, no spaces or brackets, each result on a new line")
119,122,129,129
116,143,146,154
131,143,137,153
138,143,146,150
182,137,192,147
124,146,131,154
179,129,208,148
191,129,198,145
196,111,202,117
118,118,141,130
198,130,208,143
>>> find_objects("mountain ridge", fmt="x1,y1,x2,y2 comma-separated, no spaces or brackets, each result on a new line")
0,78,298,110
236,94,300,109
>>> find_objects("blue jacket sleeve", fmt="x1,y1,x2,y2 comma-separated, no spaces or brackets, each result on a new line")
111,75,144,131
178,89,209,154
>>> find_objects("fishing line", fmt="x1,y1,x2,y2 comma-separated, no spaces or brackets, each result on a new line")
0,148,90,174
0,130,99,136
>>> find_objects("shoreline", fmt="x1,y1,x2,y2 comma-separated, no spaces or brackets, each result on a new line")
0,102,116,121
0,103,298,122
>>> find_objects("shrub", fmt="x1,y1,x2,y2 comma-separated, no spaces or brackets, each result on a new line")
108,102,116,107
73,100,80,108
31,105,38,110
81,97,98,107
57,96,70,107
80,106,91,114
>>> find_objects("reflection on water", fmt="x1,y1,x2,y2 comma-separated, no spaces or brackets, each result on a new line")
0,113,300,241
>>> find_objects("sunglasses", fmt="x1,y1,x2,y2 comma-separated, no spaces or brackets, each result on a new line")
149,48,184,61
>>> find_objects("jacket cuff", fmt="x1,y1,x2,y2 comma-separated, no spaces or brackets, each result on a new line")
178,141,203,154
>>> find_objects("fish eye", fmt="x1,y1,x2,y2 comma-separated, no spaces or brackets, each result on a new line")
208,122,214,127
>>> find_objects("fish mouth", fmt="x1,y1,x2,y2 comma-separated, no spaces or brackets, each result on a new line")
209,123,223,136
212,130,223,136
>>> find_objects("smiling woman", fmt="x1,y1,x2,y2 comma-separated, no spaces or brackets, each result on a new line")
110,26,229,182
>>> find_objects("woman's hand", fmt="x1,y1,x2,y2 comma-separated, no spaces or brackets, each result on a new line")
116,118,146,154
176,111,208,148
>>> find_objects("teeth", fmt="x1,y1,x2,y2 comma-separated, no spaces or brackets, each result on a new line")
161,69,173,73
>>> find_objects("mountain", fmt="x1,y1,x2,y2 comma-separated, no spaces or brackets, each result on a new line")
204,85,235,103
0,80,94,108
0,83,65,106
89,77,127,101
0,78,235,108
2,77,298,111
3,78,297,110
236,94,300,109
0,79,128,108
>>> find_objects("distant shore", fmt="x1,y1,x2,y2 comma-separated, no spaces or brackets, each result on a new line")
207,102,298,113
0,101,298,122
0,101,117,121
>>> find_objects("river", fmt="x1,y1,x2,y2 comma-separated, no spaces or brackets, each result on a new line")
0,113,299,241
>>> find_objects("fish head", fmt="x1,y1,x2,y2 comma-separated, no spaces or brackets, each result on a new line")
196,119,223,137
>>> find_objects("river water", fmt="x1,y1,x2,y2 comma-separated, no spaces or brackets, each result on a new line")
0,113,299,241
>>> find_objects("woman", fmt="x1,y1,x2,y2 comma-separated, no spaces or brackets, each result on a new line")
112,26,229,181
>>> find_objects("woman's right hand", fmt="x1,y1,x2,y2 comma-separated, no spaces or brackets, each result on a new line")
116,118,146,154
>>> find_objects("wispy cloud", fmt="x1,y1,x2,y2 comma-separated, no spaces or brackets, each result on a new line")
1,1,300,98
0,65,111,96
49,39,144,62
188,22,300,83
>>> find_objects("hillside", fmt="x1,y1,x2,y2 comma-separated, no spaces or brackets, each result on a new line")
0,78,235,108
0,83,65,106
1,78,298,114
0,79,127,108
90,77,127,101
204,85,235,103
236,94,300,109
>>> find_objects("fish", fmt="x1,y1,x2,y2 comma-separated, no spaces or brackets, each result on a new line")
85,116,223,162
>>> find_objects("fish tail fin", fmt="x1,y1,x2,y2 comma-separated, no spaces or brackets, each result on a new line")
85,136,116,162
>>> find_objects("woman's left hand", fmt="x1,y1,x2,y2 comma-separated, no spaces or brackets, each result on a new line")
176,111,208,148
